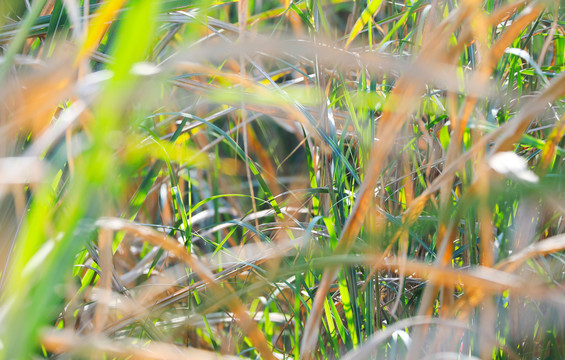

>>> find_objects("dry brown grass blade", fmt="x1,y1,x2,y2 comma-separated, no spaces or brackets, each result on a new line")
374,258,558,299
0,157,46,186
97,218,216,283
492,70,565,153
496,233,565,272
96,218,277,360
0,54,74,141
440,0,544,200
445,0,543,141
341,316,473,360
300,31,464,360
102,256,267,334
405,57,564,214
537,0,559,64
42,328,244,360
300,79,425,359
491,3,545,61
101,227,310,334
388,246,562,360
167,38,491,97
444,0,528,73
299,2,485,354
389,157,415,317
300,266,339,359
538,113,565,174
476,167,497,358
405,0,545,337
402,64,564,219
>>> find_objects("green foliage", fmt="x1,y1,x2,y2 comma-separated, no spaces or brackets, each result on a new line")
0,0,564,359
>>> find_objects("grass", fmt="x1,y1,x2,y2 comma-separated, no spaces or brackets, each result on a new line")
0,0,564,358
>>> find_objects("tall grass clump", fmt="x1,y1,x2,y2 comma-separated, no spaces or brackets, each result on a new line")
0,0,564,358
